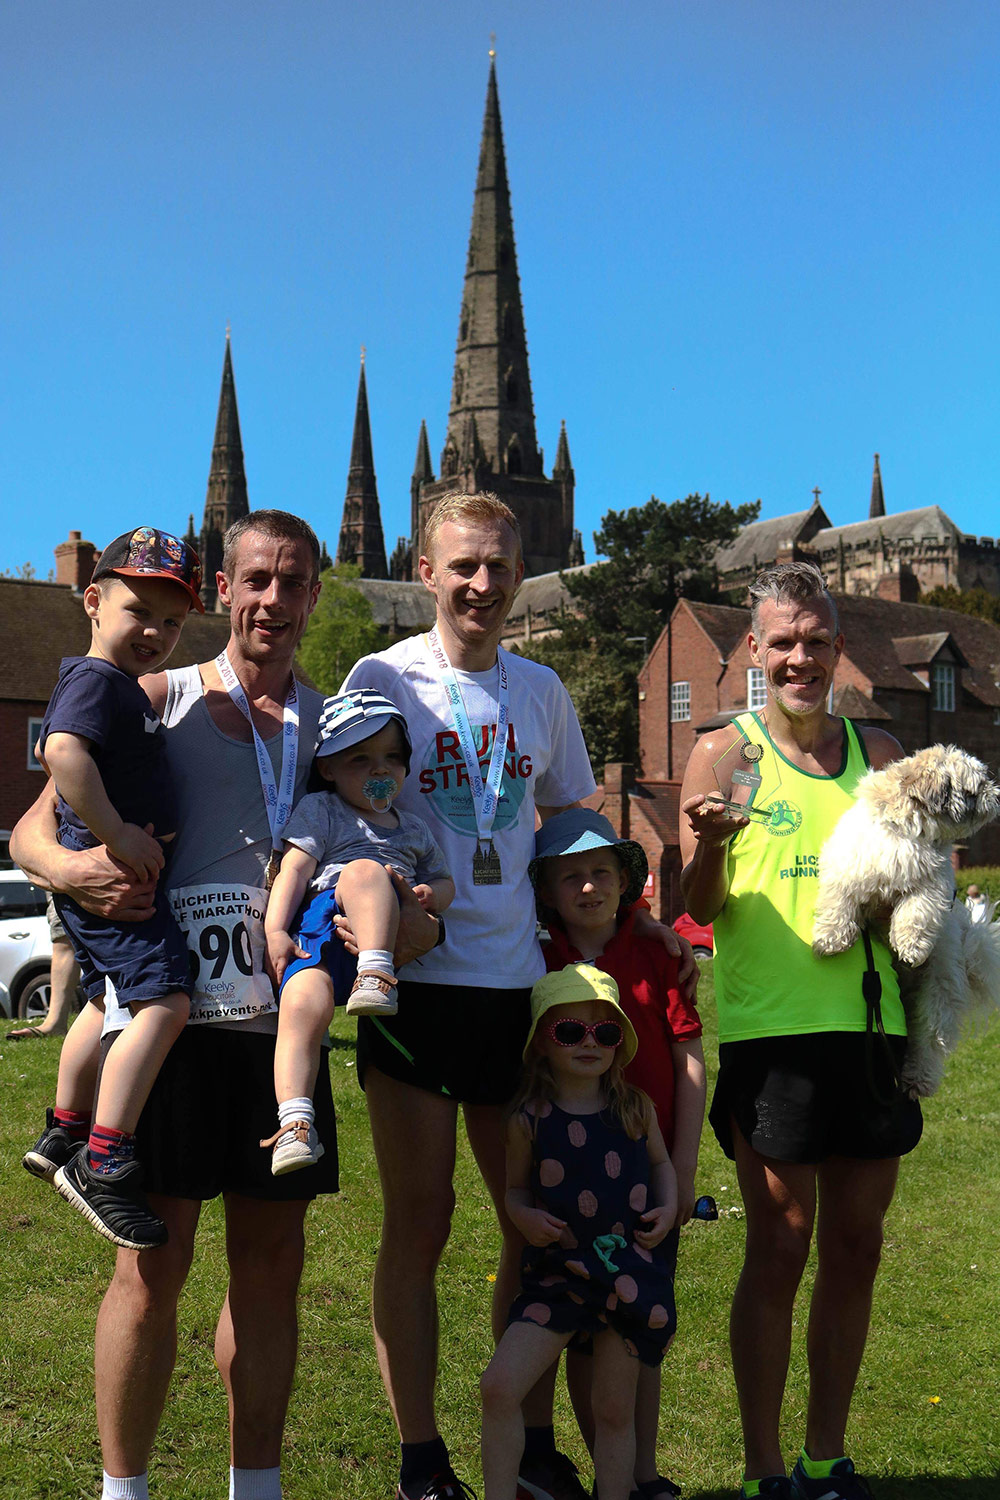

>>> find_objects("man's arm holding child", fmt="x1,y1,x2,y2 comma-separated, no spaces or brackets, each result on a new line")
43,732,165,881
635,1112,678,1249
11,781,157,920
670,1039,707,1225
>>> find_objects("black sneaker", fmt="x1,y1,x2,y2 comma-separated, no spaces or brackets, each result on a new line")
518,1451,591,1500
396,1471,478,1499
741,1480,793,1499
790,1458,874,1500
630,1479,682,1500
22,1108,82,1183
53,1147,168,1250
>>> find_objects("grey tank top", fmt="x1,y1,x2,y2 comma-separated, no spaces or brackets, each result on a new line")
103,662,324,1035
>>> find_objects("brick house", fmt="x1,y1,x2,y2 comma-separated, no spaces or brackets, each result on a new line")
634,593,1000,881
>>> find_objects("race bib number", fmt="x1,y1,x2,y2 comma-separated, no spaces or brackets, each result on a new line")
169,883,276,1025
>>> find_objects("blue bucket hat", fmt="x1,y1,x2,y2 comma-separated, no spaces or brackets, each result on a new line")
528,809,648,909
316,689,412,770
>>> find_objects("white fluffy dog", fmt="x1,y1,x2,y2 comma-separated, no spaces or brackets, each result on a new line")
812,744,1000,1096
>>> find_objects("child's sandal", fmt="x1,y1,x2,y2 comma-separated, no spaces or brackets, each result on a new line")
259,1119,324,1176
345,970,399,1018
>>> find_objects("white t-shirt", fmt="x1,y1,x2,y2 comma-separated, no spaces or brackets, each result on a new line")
342,635,595,989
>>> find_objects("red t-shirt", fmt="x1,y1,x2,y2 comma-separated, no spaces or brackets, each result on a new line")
544,909,702,1150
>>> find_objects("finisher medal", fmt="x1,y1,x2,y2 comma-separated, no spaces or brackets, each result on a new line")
473,840,503,885
265,849,282,889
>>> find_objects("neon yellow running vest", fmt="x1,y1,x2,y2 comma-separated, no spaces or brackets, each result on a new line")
713,712,905,1043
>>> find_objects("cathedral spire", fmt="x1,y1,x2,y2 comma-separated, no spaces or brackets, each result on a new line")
336,354,387,579
200,331,249,610
441,58,540,481
868,452,886,519
410,57,576,578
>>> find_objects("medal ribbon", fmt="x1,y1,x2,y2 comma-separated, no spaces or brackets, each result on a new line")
214,650,299,855
425,628,510,848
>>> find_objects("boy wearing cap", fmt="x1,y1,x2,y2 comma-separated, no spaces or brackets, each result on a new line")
263,689,454,1173
530,809,706,1500
25,527,204,1252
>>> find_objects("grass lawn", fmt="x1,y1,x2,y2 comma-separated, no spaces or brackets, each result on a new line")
2,965,998,1499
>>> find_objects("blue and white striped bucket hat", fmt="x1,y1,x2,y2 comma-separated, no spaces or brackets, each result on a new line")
316,689,412,767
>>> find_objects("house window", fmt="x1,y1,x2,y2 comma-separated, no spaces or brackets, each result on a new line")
932,662,955,712
27,716,45,770
747,667,767,710
671,682,691,722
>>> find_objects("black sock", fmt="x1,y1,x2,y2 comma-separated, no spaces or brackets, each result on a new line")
399,1437,450,1496
522,1424,557,1461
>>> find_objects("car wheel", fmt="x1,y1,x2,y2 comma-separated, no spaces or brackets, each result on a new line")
692,946,713,960
16,971,53,1021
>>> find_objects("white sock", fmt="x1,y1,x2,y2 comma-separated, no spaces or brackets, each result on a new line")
357,948,395,976
277,1096,314,1129
230,1466,282,1500
102,1474,149,1500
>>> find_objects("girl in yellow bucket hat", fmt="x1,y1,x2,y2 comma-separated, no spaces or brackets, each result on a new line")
481,963,678,1500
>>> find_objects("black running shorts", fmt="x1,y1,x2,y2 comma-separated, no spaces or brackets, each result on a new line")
99,1025,339,1201
356,981,532,1105
709,1031,923,1163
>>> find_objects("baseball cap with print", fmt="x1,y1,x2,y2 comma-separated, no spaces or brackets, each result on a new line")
92,527,205,613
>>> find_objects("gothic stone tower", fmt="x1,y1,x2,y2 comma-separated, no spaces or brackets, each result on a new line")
190,332,250,610
336,354,388,578
402,60,577,579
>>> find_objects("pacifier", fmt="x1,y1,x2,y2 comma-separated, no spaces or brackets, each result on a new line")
364,776,398,812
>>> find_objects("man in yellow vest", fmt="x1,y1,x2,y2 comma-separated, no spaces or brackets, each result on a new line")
680,562,922,1500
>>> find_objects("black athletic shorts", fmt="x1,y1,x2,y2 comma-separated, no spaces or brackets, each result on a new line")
99,1025,339,1201
356,981,532,1105
709,1032,923,1163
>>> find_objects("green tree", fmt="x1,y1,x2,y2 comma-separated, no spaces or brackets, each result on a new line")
521,493,759,771
297,563,384,693
921,585,1000,626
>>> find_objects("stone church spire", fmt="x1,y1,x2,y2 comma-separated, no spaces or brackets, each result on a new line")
336,352,387,579
200,331,249,610
441,57,540,481
409,57,577,578
869,452,886,519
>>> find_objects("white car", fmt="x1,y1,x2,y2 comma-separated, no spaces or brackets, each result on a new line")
0,865,60,1022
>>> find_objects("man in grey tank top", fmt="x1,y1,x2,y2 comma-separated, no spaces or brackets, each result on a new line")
12,510,441,1500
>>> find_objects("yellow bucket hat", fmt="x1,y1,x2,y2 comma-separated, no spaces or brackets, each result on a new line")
523,963,638,1065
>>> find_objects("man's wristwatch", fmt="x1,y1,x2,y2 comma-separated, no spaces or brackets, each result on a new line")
434,916,447,948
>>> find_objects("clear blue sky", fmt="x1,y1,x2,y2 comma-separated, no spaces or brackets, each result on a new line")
3,1,998,579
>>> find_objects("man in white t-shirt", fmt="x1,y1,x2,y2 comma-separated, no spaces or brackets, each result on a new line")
341,492,690,1500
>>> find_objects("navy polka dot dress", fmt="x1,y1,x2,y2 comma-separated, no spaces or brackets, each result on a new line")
507,1100,677,1365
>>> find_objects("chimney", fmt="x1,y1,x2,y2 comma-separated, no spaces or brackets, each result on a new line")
55,531,99,592
604,763,633,840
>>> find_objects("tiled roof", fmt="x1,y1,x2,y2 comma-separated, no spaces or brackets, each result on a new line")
684,600,749,658
352,578,436,631
811,506,963,553
832,683,893,721
0,579,232,704
631,781,683,847
835,595,1000,693
505,563,596,624
891,632,951,666
714,508,819,573
717,504,967,577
